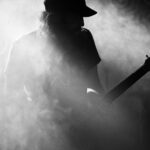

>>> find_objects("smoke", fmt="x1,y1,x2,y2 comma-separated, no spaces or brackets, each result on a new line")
0,0,150,150
2,27,130,150
0,0,43,74
86,1,150,89
86,0,150,149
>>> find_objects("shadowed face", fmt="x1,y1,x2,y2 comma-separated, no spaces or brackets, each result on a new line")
47,12,84,33
63,13,84,32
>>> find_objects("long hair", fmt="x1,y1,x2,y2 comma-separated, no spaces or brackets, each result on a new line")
40,10,66,32
40,11,49,27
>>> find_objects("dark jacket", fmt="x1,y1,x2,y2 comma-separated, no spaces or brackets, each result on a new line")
51,28,101,72
5,27,101,94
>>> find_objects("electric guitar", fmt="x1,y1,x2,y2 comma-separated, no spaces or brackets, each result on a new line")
102,55,150,102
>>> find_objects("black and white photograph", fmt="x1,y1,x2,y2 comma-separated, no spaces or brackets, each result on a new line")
1,0,150,150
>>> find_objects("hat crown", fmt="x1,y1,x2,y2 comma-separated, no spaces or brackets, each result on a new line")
44,0,97,17
44,0,86,11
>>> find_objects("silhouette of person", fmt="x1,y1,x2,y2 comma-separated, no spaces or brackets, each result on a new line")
5,0,102,95
2,1,122,150
42,0,102,92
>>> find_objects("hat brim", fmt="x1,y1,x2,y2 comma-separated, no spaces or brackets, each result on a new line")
44,0,97,17
82,6,97,17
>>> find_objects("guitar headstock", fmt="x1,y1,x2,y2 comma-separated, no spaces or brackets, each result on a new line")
144,55,150,71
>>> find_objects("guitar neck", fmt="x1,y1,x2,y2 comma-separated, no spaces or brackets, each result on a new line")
103,65,149,102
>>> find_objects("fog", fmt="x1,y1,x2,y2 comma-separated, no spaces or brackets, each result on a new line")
0,0,150,150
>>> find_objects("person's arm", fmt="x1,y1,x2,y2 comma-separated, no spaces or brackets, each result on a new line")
4,40,32,103
83,29,104,93
87,65,104,93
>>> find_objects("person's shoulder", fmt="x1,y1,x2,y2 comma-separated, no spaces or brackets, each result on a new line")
81,28,92,35
14,30,42,48
80,28,94,41
11,29,46,56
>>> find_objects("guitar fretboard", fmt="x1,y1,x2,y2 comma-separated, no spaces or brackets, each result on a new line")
104,64,149,102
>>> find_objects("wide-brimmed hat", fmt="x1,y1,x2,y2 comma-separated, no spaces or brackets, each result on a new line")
44,0,97,17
